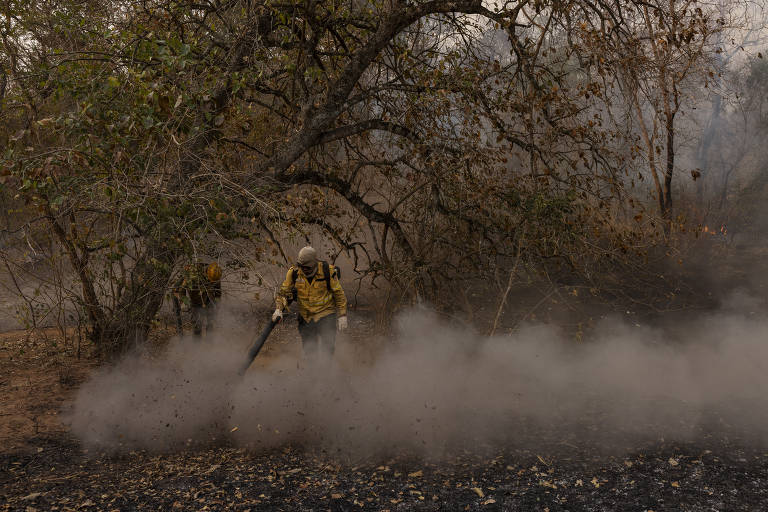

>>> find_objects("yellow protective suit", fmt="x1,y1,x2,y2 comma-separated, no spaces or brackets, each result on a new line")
275,262,346,323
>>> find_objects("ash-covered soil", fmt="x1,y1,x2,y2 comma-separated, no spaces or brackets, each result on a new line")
2,431,768,511
3,309,768,511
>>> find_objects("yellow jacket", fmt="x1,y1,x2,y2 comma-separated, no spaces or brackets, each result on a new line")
276,263,347,322
175,263,221,308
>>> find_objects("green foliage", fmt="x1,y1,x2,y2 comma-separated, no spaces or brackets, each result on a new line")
0,0,724,346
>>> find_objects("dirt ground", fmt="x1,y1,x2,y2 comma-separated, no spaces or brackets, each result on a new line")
0,329,96,454
3,311,768,512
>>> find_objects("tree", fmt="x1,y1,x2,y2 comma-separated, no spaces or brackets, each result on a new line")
578,0,723,220
0,0,736,353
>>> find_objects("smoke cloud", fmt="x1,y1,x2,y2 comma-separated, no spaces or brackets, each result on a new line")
68,295,768,458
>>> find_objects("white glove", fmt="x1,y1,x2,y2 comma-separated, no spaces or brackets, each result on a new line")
272,308,283,322
337,315,348,332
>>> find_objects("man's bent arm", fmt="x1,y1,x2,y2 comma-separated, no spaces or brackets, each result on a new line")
275,268,295,311
330,269,347,316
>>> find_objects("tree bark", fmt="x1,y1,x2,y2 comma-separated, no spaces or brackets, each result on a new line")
663,111,675,219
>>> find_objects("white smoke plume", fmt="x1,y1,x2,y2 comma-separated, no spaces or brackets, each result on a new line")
68,295,768,457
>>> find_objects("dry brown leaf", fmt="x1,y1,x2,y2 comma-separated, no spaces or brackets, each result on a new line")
671,481,680,488
408,470,423,478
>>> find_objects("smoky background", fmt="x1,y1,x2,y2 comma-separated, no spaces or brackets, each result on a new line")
67,287,768,459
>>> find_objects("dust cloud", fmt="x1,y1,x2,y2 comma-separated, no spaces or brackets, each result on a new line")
68,294,768,457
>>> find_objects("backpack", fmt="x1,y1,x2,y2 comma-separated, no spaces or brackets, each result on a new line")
289,261,340,303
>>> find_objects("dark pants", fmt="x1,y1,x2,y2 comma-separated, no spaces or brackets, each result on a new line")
298,314,336,357
191,305,215,336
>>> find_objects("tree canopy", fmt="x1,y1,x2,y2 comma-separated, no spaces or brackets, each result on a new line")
0,0,736,353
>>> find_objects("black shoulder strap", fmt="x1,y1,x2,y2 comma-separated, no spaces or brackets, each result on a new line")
322,261,332,292
287,267,299,304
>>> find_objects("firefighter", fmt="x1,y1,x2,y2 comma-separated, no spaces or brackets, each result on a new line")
173,261,222,337
273,246,347,358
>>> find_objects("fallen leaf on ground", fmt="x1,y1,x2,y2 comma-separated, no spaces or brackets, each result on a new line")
471,487,484,498
539,479,557,489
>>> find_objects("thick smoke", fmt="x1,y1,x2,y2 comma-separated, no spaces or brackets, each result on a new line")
68,294,768,457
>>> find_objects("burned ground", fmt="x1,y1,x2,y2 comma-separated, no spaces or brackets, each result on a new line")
3,310,768,511
3,424,768,510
